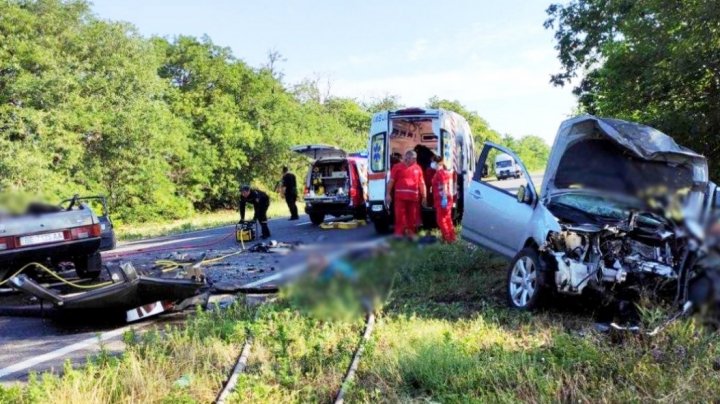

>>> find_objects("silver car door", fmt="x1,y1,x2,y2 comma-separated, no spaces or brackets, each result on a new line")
461,143,538,258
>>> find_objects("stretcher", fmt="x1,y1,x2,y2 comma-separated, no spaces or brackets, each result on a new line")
319,219,367,230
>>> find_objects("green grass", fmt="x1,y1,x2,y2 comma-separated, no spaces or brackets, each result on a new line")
227,302,364,403
345,243,720,403
0,290,364,403
116,201,303,241
3,242,719,403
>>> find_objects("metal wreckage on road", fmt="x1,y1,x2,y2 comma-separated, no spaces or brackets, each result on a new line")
463,115,720,323
7,261,206,322
2,242,297,322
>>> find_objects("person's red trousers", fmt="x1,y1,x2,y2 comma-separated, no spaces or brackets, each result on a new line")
394,198,420,237
435,198,456,242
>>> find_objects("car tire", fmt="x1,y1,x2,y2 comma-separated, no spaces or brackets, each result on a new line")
309,213,325,226
506,247,546,310
74,252,102,279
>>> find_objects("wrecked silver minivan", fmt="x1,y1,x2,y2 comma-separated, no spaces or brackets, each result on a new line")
462,116,716,310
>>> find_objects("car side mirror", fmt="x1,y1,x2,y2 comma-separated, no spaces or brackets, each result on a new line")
482,164,489,177
517,185,532,204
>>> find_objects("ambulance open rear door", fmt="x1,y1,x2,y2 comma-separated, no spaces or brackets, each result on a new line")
367,111,391,233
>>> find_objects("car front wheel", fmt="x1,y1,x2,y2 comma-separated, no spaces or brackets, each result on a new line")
507,247,545,310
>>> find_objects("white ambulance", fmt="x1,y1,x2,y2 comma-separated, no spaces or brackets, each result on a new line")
366,107,475,234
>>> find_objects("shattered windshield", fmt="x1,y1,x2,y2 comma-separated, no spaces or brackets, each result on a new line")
547,193,664,227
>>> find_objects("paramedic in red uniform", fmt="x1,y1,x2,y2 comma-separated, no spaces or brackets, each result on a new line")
386,150,427,238
432,156,456,242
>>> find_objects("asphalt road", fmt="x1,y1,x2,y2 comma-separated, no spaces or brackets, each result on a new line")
0,213,378,385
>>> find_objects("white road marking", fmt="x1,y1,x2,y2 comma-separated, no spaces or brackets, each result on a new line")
112,235,213,253
115,215,308,249
294,221,311,226
0,322,151,379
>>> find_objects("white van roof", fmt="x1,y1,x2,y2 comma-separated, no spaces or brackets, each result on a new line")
495,153,514,162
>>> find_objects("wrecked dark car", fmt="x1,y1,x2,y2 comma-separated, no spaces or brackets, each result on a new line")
462,115,717,312
0,195,105,280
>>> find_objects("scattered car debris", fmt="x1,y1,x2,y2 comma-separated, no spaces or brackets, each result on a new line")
212,281,279,294
7,262,204,313
248,241,297,254
126,301,175,323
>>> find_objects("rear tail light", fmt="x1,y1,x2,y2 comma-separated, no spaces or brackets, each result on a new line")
0,236,16,251
304,186,310,196
70,224,102,240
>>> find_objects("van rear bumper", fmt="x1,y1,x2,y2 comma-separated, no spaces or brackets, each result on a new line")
367,202,390,221
305,201,359,217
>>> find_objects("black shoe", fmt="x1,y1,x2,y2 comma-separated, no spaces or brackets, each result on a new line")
261,234,271,240
289,216,299,221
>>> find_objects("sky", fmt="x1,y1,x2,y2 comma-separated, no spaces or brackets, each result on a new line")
91,0,577,144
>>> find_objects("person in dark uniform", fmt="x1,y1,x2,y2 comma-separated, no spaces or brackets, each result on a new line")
281,166,300,220
239,185,271,239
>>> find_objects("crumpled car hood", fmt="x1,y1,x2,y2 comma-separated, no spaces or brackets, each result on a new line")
542,115,708,197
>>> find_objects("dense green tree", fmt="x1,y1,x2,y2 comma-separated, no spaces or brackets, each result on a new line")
155,36,268,208
0,0,193,221
155,37,372,207
0,0,523,222
545,0,720,177
426,97,503,147
324,97,371,141
363,95,404,113
512,135,550,172
424,98,549,170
